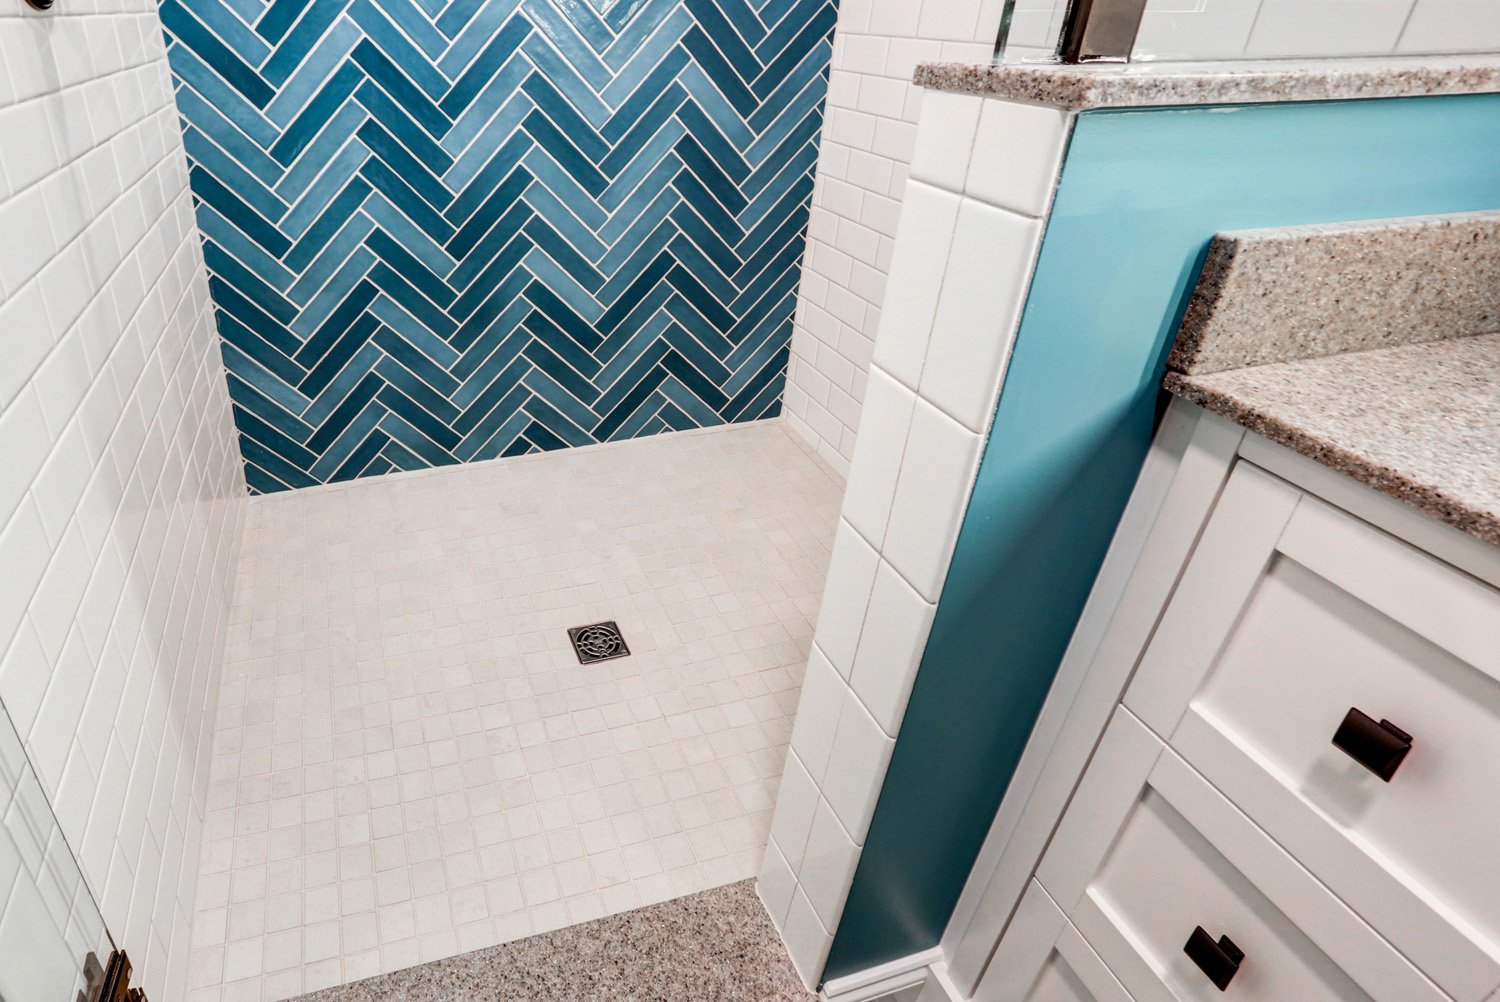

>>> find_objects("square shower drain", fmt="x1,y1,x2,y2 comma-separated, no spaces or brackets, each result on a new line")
567,621,631,664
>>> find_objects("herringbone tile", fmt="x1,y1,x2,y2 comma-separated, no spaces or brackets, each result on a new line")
164,0,835,494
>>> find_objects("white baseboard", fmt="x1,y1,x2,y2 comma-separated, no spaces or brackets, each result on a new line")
820,948,947,1002
918,962,965,1002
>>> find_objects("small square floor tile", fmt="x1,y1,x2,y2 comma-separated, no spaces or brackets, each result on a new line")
191,423,840,1001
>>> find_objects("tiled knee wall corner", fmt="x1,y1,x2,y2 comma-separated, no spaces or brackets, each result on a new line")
782,0,1007,479
759,90,1071,987
0,3,246,998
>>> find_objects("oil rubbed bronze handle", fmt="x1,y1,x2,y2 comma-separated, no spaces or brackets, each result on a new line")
1185,926,1243,991
1332,707,1412,782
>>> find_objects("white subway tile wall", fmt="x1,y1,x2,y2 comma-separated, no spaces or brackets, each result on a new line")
782,0,1008,478
760,91,1068,987
0,713,113,1002
1010,0,1500,61
0,3,246,999
1399,0,1500,53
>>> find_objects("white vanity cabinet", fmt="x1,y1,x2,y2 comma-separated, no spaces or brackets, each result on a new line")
970,402,1500,1002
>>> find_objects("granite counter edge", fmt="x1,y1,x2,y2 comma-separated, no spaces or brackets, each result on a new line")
913,57,1500,110
1164,371,1500,548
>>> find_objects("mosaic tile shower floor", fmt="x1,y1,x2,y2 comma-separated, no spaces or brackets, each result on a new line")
185,421,841,1001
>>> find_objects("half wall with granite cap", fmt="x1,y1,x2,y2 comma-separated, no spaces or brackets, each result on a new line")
761,57,1500,999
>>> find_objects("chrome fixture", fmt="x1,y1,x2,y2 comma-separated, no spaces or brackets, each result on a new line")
1056,0,1149,63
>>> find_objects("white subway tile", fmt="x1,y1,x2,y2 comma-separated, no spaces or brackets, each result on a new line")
965,99,1068,216
0,621,49,741
54,742,98,838
1002,0,1069,50
1245,0,1415,56
886,37,947,79
0,101,62,195
841,367,916,546
789,645,845,781
812,519,881,677
918,0,985,41
799,798,861,928
27,524,92,662
28,627,96,791
870,182,962,390
0,388,55,526
0,865,80,1002
841,35,890,74
32,335,92,442
0,283,57,408
821,687,895,844
0,501,53,654
851,562,936,736
1399,0,1500,51
0,27,246,1002
781,887,834,990
920,199,1041,431
31,424,92,547
867,0,923,37
768,752,820,873
883,400,982,602
0,184,59,293
756,838,798,929
908,90,983,192
1134,0,1260,59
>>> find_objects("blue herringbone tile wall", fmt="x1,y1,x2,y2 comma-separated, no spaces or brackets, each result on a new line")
162,0,836,494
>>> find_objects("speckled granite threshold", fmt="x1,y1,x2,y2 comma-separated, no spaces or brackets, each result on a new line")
289,880,811,1002
914,53,1500,110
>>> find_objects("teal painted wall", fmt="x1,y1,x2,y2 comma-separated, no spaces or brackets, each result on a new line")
823,93,1500,979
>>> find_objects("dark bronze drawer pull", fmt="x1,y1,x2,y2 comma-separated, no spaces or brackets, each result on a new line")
1332,707,1412,782
1185,926,1243,991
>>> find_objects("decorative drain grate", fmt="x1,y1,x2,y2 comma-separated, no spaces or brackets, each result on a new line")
568,621,630,664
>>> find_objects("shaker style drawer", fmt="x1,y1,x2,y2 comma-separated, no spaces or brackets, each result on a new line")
1125,463,1500,1002
1038,711,1444,1002
976,882,1135,1002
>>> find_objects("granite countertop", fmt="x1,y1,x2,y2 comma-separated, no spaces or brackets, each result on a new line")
1163,213,1500,547
914,53,1500,110
1166,335,1500,546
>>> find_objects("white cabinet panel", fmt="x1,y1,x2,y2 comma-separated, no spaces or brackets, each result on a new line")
1126,460,1500,1001
1042,712,1445,1002
1123,461,1301,736
975,882,1135,1002
1079,788,1368,1002
967,409,1500,1002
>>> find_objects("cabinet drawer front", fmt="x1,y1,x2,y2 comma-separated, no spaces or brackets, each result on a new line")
1076,787,1370,1002
978,882,1135,1002
1043,712,1445,1002
1128,463,1500,1000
